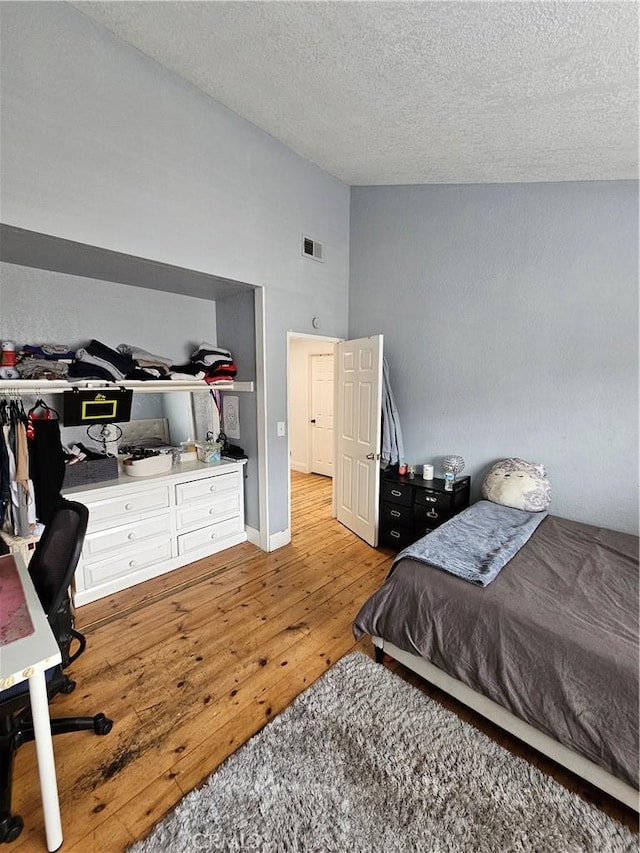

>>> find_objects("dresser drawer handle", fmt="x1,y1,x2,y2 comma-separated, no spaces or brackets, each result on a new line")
209,485,217,493
125,503,134,511
390,530,401,538
128,532,136,540
209,508,216,515
390,510,401,517
390,490,402,497
128,559,137,568
210,532,217,539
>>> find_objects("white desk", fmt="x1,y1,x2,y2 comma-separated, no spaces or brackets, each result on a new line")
0,553,63,851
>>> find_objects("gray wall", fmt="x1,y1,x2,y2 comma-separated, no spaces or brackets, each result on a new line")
0,2,350,539
216,289,259,529
0,262,217,363
350,181,639,534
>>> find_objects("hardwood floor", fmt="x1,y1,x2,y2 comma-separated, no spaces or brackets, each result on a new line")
11,472,637,850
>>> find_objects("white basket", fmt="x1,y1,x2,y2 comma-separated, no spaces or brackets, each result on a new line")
122,454,173,478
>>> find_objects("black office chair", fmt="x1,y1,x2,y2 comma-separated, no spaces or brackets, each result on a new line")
0,500,113,844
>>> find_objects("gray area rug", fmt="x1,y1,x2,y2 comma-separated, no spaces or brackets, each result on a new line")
130,652,637,852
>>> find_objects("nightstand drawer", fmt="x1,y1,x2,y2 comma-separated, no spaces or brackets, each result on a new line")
381,502,414,529
413,521,438,540
381,481,413,506
379,525,415,550
413,504,451,527
413,490,452,513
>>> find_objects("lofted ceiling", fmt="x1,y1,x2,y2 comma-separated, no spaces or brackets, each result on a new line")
71,1,638,186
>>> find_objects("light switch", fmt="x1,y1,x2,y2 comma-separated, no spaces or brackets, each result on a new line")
277,421,286,437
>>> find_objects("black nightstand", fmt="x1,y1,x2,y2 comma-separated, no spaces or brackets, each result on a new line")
379,470,471,550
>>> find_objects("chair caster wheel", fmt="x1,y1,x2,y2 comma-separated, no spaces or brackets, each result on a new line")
0,814,24,843
62,677,76,694
93,713,113,735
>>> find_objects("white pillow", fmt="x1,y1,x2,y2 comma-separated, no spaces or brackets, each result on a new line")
481,458,551,512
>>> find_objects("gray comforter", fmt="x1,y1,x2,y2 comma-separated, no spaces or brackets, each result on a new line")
354,513,639,788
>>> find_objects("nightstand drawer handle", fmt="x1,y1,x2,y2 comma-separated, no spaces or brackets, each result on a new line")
390,530,401,538
391,490,402,497
424,496,437,503
427,510,439,519
390,510,401,517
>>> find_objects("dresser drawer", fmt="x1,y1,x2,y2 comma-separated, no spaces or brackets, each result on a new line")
176,472,240,505
175,492,241,531
381,501,414,529
84,486,170,529
413,503,451,528
413,489,452,514
413,521,438,540
83,536,173,587
381,480,413,507
83,512,171,559
177,516,244,556
379,524,415,550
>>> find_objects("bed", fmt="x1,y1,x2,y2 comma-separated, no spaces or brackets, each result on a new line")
353,508,639,810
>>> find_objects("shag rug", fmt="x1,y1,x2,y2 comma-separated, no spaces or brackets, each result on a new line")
130,652,637,852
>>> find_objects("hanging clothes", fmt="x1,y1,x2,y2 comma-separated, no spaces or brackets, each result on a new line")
380,357,405,468
0,424,11,528
28,417,66,525
3,421,36,537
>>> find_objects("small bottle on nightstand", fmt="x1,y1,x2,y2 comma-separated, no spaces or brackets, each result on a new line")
444,471,455,491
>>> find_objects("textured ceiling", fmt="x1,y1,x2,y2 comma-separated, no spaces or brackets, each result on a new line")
70,1,638,186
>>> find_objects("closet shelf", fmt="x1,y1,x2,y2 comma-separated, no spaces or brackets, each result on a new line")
0,379,254,395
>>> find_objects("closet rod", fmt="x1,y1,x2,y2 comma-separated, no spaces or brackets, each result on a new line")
0,380,254,395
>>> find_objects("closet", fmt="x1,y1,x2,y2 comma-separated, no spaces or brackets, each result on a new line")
0,225,265,601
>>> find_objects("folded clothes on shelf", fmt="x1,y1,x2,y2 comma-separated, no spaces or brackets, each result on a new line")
16,358,69,379
75,339,136,380
117,343,174,369
21,344,76,361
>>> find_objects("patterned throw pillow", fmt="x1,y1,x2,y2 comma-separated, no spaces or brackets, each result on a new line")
481,458,551,512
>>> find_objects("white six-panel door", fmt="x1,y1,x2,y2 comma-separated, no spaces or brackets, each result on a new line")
334,335,383,546
310,353,334,477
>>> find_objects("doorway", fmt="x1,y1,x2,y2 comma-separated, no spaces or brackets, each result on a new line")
287,332,340,537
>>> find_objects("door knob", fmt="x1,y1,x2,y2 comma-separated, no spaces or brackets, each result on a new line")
366,453,375,459
310,419,316,423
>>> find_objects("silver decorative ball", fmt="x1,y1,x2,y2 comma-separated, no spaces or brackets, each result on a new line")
442,455,465,476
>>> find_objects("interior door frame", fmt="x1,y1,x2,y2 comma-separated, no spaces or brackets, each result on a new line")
286,331,341,537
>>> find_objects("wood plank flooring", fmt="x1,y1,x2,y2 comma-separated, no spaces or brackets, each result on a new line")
10,472,637,850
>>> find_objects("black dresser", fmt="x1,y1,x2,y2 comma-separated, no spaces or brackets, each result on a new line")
379,470,471,550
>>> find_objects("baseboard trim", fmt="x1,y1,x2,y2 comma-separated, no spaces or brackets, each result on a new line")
289,463,310,474
269,528,291,551
245,525,261,547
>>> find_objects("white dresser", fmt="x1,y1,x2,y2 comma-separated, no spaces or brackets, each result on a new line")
63,459,247,606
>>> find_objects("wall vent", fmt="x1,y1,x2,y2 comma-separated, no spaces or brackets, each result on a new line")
302,235,324,262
